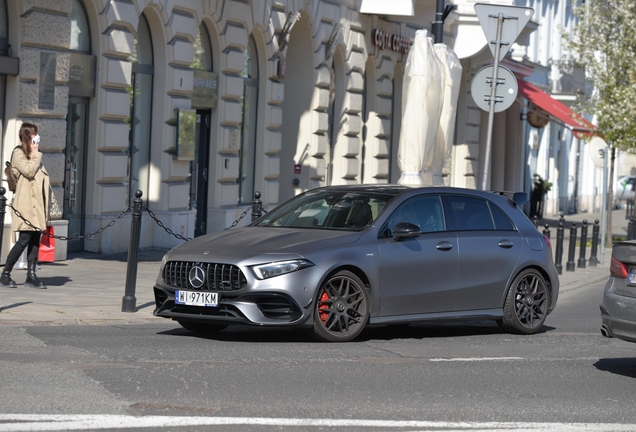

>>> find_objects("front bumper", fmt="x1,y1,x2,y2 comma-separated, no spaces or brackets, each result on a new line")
600,277,636,343
153,264,327,327
154,286,311,326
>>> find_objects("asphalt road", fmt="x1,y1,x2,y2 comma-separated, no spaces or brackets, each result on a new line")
1,279,636,432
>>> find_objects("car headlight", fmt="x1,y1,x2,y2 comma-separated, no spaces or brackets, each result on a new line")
250,259,314,280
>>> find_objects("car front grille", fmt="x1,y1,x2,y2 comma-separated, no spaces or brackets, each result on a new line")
163,261,247,291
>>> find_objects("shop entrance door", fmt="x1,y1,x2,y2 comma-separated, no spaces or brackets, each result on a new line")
64,98,88,252
192,109,211,237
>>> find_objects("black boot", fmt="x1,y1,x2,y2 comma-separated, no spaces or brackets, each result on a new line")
0,270,17,288
1,253,19,288
25,260,46,289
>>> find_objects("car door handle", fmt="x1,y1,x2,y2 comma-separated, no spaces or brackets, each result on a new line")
436,241,453,251
498,240,514,248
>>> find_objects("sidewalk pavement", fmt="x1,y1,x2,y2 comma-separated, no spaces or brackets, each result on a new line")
0,208,626,326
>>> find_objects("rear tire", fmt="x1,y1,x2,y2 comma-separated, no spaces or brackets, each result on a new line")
502,269,549,335
312,270,369,342
177,320,228,334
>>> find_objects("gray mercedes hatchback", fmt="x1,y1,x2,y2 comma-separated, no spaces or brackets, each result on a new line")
153,185,559,341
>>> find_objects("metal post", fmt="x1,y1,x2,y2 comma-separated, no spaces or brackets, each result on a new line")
543,223,551,240
251,191,263,223
566,222,577,272
589,219,600,267
0,187,5,259
481,13,505,191
533,215,538,228
600,146,609,265
577,220,588,269
555,222,564,275
122,190,143,312
432,0,445,43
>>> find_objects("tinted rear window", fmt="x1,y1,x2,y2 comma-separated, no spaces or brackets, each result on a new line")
447,196,494,231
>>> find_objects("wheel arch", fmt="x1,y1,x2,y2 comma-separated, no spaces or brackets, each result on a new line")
320,265,372,292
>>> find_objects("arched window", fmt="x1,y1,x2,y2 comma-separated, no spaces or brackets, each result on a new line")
238,35,259,204
193,24,212,71
128,14,154,202
69,0,90,53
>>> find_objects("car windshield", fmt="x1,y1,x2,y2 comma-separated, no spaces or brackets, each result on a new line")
255,190,395,231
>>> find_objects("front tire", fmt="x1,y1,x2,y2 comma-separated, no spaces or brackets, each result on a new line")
177,320,228,335
312,270,369,342
502,269,550,335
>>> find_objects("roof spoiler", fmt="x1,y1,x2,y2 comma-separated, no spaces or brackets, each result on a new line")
491,191,529,206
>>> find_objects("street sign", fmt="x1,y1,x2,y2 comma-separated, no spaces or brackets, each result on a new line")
588,136,608,169
471,65,518,113
475,3,534,61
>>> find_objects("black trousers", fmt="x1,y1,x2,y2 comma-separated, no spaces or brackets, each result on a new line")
6,231,42,265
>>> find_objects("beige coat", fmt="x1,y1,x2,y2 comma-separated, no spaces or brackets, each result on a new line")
10,146,50,232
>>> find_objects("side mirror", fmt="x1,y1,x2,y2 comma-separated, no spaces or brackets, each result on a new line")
393,222,421,241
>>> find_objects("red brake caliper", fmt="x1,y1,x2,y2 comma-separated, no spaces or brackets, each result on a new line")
318,291,330,323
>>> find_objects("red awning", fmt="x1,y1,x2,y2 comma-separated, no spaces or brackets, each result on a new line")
518,80,596,137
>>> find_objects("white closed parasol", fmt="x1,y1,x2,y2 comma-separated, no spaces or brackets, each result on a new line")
397,30,442,186
429,44,462,186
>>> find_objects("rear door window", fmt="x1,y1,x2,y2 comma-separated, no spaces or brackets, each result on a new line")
445,195,494,231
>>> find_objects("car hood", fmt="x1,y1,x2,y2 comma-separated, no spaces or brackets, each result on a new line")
165,227,363,262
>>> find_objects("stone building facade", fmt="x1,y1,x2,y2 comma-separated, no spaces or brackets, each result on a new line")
0,0,596,259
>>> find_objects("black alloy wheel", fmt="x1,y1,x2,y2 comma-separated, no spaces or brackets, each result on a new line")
312,270,369,342
502,269,549,334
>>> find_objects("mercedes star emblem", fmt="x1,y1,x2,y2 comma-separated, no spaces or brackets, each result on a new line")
188,266,206,289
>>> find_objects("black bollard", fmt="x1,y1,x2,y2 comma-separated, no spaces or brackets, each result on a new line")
533,215,538,228
566,222,577,272
628,218,634,240
559,213,565,226
578,220,588,269
0,187,5,260
122,190,143,312
251,191,263,223
555,222,564,275
543,223,551,240
589,219,600,267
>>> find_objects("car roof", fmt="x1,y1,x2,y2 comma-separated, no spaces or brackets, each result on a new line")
309,184,521,202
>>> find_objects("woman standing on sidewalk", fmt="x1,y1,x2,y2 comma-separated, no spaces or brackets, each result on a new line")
0,122,50,289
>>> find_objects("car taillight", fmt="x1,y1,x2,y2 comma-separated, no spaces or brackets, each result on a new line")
543,234,552,250
610,256,629,278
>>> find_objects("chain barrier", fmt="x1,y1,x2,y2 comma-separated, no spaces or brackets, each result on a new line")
8,196,265,243
224,206,251,231
8,203,130,241
143,205,192,241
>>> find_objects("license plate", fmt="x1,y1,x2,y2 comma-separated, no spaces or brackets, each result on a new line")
175,290,219,307
629,269,636,285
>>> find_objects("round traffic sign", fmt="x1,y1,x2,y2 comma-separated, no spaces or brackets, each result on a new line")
471,65,518,113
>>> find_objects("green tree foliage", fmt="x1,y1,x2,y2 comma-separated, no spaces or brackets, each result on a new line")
561,0,636,150
561,0,636,246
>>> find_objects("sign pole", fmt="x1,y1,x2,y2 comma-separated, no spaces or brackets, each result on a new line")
481,13,506,191
600,146,609,265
